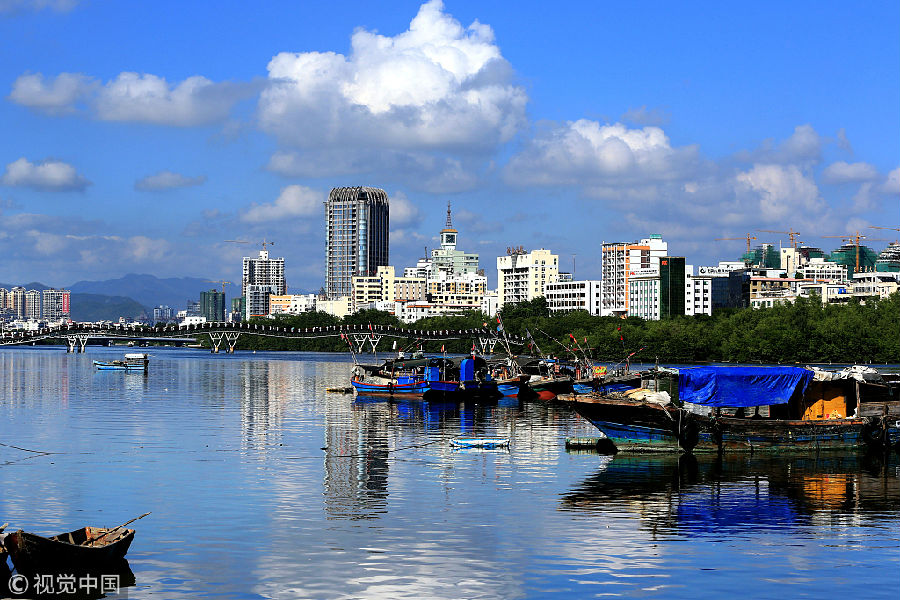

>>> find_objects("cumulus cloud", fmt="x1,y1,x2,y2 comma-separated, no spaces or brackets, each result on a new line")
822,161,878,184
738,124,822,165
1,157,90,191
389,192,423,227
94,73,255,126
241,185,323,223
882,167,900,195
735,164,824,222
8,72,95,114
135,170,207,191
504,120,700,187
258,0,526,177
8,71,257,126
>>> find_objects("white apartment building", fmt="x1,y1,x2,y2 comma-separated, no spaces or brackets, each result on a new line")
316,296,353,318
427,270,486,308
481,290,499,317
395,301,476,324
545,280,602,315
24,289,41,320
685,272,713,316
242,249,286,299
600,234,668,317
627,268,661,320
245,284,279,319
799,258,848,282
8,287,25,318
42,288,71,323
852,272,900,300
352,266,427,311
269,294,318,315
497,248,559,307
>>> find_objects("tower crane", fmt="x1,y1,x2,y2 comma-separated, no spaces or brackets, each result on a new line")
757,228,802,249
225,238,276,251
870,225,900,242
821,231,888,274
714,234,757,254
208,280,233,295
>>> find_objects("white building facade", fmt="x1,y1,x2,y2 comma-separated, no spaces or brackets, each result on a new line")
545,280,602,315
497,248,559,308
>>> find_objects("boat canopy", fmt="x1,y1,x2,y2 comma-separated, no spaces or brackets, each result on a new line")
678,366,813,407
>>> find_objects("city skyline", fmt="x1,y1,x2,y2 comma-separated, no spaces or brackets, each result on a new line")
1,0,897,291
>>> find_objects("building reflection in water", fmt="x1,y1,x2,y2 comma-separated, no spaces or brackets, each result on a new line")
560,452,900,537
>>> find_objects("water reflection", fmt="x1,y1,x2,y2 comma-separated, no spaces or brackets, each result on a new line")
561,452,900,537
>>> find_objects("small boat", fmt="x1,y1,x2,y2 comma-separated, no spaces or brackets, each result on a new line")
93,353,149,371
422,357,502,402
450,437,510,448
349,355,447,397
1,514,148,574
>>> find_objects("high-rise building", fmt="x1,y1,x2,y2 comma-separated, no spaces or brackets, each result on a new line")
830,243,877,275
242,248,286,299
9,287,26,318
24,289,41,319
496,248,559,307
659,257,686,319
42,288,71,322
325,186,389,299
600,235,668,317
153,305,173,324
200,289,226,322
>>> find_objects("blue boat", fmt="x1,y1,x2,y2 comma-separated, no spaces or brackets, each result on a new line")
93,353,148,371
450,437,510,449
350,356,449,397
422,357,502,402
557,365,899,453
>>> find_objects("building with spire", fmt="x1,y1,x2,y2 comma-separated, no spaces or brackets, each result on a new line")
429,202,479,277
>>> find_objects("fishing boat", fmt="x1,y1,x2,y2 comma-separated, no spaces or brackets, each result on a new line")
423,356,502,402
350,355,450,397
92,353,149,371
450,437,510,448
1,514,148,574
557,365,899,453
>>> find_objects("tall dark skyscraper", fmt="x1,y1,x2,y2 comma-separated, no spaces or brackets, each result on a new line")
325,187,389,299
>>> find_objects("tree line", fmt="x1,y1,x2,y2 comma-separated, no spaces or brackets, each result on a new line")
231,292,899,364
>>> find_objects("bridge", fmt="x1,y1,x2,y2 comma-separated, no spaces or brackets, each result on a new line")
0,321,525,355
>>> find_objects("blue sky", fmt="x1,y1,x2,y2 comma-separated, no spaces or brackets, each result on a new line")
1,0,897,290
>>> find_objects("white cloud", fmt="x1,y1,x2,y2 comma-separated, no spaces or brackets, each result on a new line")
882,167,900,195
822,161,878,184
135,170,207,192
738,124,823,165
241,185,323,223
258,0,526,174
94,73,252,126
8,72,95,114
504,120,700,187
1,157,90,191
735,164,824,222
621,105,670,126
8,71,256,126
389,192,423,227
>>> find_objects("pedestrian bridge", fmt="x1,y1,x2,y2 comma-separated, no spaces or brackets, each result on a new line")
0,321,522,355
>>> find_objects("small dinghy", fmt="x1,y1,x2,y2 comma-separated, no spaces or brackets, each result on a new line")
1,513,148,574
450,437,510,449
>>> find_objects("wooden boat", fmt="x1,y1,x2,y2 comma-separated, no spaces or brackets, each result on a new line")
557,366,899,453
93,353,149,371
1,513,148,574
350,356,449,397
450,437,510,448
423,357,502,402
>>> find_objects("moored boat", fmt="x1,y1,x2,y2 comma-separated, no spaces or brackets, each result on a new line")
450,437,510,448
423,356,502,402
1,514,148,575
558,365,899,453
93,353,149,371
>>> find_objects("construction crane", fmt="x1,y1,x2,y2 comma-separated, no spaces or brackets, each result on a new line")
821,231,888,274
208,280,232,295
757,228,801,249
870,225,900,242
225,238,276,251
714,234,757,254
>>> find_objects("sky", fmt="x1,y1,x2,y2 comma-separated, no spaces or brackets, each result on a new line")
1,0,897,291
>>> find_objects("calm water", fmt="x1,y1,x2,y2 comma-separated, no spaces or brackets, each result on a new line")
1,347,898,599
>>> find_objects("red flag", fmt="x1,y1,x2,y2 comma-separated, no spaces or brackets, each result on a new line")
441,344,445,352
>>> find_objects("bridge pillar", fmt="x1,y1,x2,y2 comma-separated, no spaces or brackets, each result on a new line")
478,337,499,356
66,335,77,353
225,331,240,353
208,332,224,353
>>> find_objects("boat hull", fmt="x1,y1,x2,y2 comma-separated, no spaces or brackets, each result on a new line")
3,527,135,574
559,393,885,453
423,380,502,402
350,377,430,397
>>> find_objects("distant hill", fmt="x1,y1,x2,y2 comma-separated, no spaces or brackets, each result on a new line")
69,273,241,310
70,293,147,322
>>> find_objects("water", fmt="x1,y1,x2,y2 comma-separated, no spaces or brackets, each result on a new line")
1,347,898,599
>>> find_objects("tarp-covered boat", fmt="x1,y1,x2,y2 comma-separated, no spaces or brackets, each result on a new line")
558,365,898,453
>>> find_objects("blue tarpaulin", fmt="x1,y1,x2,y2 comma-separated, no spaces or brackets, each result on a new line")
678,366,813,407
